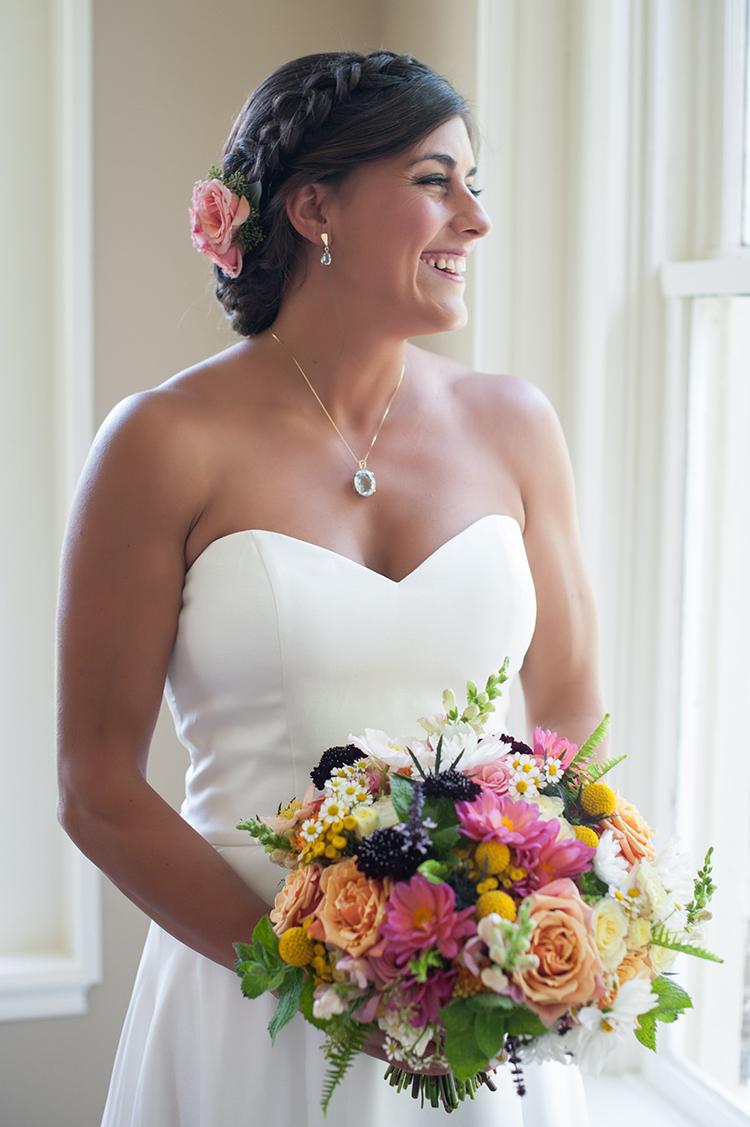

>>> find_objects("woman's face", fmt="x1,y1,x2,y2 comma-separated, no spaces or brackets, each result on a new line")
321,116,491,337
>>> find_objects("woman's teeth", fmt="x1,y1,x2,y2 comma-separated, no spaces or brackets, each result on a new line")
425,256,466,274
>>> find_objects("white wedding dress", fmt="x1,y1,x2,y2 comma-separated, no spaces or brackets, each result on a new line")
101,515,589,1126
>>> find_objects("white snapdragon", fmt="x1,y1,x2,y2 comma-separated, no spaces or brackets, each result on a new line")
312,985,347,1019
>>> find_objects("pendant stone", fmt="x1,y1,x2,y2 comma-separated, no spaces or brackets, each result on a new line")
354,469,376,497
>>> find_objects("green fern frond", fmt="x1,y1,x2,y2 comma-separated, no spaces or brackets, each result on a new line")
650,924,723,963
320,1017,371,1115
566,714,611,774
575,753,627,786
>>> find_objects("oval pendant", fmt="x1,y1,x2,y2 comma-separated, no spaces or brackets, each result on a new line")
353,469,376,497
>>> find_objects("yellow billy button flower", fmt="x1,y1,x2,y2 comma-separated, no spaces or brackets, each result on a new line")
278,927,315,967
474,841,511,875
574,825,600,848
475,890,517,922
580,782,617,818
475,878,499,894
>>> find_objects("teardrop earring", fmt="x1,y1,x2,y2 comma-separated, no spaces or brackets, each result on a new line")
320,232,332,266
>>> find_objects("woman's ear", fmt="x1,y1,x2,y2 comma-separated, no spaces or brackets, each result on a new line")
285,183,330,244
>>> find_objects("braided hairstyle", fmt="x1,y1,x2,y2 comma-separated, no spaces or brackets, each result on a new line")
214,51,471,336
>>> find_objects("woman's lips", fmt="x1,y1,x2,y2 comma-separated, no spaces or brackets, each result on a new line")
420,254,467,281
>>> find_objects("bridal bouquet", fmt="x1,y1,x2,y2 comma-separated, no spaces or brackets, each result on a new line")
235,664,719,1114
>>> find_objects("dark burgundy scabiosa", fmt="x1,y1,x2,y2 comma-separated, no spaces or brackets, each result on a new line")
421,769,482,803
310,744,364,790
356,827,427,881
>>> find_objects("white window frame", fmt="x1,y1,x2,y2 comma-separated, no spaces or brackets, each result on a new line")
0,0,99,1022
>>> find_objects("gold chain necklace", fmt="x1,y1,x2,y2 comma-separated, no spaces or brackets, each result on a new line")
271,331,405,497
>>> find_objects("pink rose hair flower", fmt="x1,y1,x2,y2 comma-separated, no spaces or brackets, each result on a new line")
189,178,251,278
379,874,476,962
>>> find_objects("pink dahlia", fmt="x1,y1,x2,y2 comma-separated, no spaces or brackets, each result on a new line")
533,727,578,772
379,874,476,961
392,969,457,1027
517,836,596,894
456,790,555,854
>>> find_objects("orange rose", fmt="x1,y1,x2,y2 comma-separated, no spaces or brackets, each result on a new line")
513,878,604,1026
605,793,655,866
617,950,652,986
269,863,323,935
307,857,393,957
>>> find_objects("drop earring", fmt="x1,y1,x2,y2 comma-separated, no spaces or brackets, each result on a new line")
320,231,332,266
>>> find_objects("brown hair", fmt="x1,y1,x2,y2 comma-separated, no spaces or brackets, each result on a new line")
214,51,471,336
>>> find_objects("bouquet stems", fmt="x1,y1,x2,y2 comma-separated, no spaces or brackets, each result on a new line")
383,1065,496,1112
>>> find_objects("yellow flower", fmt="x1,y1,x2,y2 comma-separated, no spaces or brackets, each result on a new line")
278,927,315,966
574,825,599,849
475,890,517,921
580,782,617,818
474,841,511,875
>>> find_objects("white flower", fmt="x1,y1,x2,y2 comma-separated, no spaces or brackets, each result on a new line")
481,965,511,993
634,860,670,922
653,836,693,927
566,977,659,1074
590,898,629,971
312,985,346,1019
518,1030,573,1066
350,728,436,773
594,828,630,889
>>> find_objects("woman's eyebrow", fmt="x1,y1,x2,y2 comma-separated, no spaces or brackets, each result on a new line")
407,152,478,177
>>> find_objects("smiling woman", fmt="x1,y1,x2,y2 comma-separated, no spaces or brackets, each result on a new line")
56,50,603,1127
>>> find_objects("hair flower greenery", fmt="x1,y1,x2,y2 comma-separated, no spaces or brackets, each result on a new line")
189,167,263,279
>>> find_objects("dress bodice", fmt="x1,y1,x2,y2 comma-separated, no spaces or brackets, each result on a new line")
164,515,536,902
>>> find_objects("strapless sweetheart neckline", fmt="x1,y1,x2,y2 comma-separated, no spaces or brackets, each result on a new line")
186,512,522,585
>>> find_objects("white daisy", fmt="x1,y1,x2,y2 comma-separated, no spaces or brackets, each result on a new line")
594,828,630,889
566,977,659,1074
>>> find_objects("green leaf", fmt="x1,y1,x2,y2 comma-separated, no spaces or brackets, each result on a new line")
233,941,257,964
268,967,305,1043
470,992,514,1010
238,964,275,999
577,870,609,901
650,925,723,963
651,975,693,1015
389,774,415,821
634,1008,657,1051
474,1008,507,1060
407,948,445,982
417,859,451,884
439,999,476,1034
298,975,330,1032
442,1027,489,1081
320,1015,371,1114
504,1006,547,1038
576,754,627,786
253,914,280,956
430,825,461,854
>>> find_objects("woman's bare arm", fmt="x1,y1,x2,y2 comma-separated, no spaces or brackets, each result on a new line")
513,387,606,751
56,389,267,970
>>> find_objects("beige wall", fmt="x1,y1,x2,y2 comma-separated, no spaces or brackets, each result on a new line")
0,3,478,1125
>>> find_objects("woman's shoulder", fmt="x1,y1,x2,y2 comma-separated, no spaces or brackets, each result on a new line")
406,343,560,441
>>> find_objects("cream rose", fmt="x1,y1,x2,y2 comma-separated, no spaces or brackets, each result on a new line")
534,795,576,841
627,918,652,950
590,898,629,972
513,878,604,1026
269,863,323,935
307,857,393,957
648,944,678,975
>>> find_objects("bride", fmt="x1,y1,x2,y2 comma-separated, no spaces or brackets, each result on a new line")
57,51,603,1126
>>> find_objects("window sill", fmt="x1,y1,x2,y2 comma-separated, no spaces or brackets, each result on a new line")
661,256,750,296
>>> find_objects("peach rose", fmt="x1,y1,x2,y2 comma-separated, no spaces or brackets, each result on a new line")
616,949,651,986
513,878,604,1026
307,857,393,957
189,178,250,278
604,793,655,866
269,863,323,936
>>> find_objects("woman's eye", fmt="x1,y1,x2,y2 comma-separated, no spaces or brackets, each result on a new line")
416,175,450,187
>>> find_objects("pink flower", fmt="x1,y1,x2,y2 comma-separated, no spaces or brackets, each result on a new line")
392,969,457,1027
471,758,515,797
189,178,250,278
379,874,476,961
533,728,578,772
456,791,555,855
525,836,596,891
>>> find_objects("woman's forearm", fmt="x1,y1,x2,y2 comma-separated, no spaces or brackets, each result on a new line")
58,762,268,969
